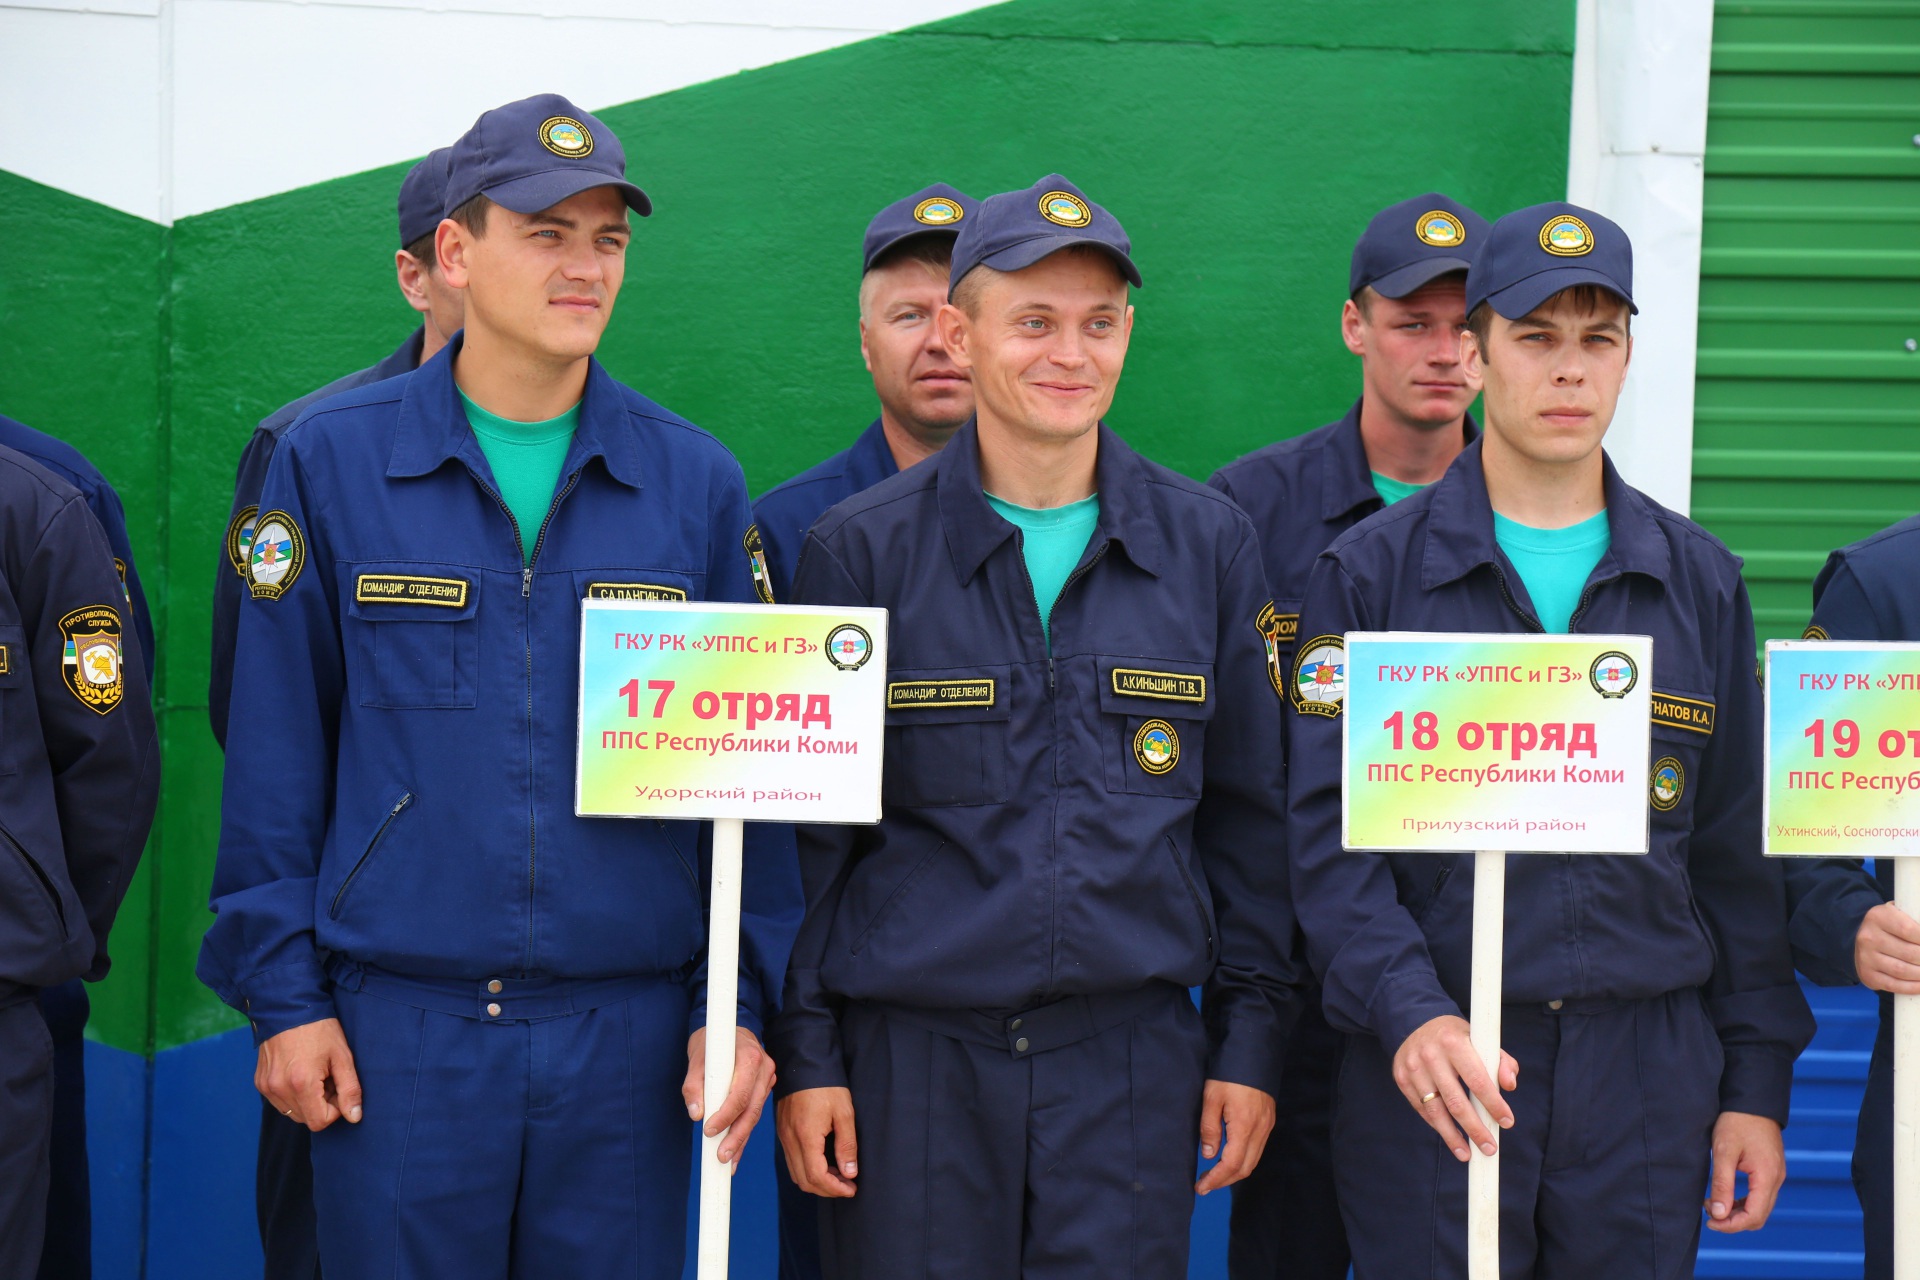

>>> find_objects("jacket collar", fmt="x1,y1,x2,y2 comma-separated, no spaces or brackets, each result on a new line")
847,419,901,487
936,418,1166,585
1419,436,1672,592
372,327,426,382
1319,397,1482,523
387,332,644,490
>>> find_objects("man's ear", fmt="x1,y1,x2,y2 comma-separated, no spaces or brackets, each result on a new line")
436,219,470,290
395,252,432,316
858,316,874,376
936,303,972,372
1340,298,1368,357
1460,329,1484,383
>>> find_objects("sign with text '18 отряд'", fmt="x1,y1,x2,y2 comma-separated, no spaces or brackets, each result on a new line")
1341,632,1652,854
574,600,887,824
1765,640,1920,858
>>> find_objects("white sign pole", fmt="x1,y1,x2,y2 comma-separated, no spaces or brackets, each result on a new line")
1898,855,1918,1280
696,816,745,1280
1467,849,1505,1280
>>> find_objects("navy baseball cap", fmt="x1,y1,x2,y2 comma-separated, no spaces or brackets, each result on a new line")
1349,193,1489,298
444,93,650,220
397,147,452,248
1467,201,1637,320
862,184,978,274
949,174,1141,297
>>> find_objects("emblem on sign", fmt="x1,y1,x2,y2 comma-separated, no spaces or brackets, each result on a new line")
913,197,963,226
1134,719,1179,775
1038,190,1091,228
1416,210,1465,247
248,511,305,600
58,604,124,714
1589,650,1638,698
824,623,874,671
539,116,594,158
1292,635,1347,716
1649,756,1684,811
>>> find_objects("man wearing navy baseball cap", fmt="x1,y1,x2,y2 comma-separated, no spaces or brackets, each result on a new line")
1211,191,1488,1280
1285,202,1812,1275
198,93,800,1280
770,174,1302,1277
753,183,979,607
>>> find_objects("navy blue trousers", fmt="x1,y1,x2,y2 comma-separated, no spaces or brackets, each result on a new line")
820,982,1207,1280
1335,991,1720,1280
1226,990,1349,1279
0,1000,53,1280
311,969,692,1280
257,1096,321,1280
1855,994,1893,1280
775,1132,824,1280
35,981,88,1280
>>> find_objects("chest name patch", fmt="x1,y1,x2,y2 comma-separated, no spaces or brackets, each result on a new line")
888,679,995,709
586,582,688,601
1111,668,1207,703
355,574,469,608
1650,692,1714,736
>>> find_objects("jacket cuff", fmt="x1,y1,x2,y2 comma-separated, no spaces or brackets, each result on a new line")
1790,880,1884,987
766,1011,848,1096
1718,1045,1799,1127
686,994,766,1042
1204,1015,1286,1098
237,960,336,1047
1370,972,1465,1058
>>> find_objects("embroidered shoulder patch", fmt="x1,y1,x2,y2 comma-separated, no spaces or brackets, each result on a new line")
58,604,124,714
1255,602,1296,698
355,574,469,608
1802,624,1830,641
1650,692,1714,736
247,511,305,600
586,582,687,601
743,525,774,604
226,505,260,578
1291,634,1347,716
1134,719,1180,774
888,679,995,709
1650,757,1685,811
1111,668,1206,703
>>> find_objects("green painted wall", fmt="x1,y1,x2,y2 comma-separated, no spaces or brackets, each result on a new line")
3,0,1576,1054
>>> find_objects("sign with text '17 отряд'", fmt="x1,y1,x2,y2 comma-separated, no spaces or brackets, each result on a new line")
1765,640,1920,858
1341,632,1653,854
574,600,887,824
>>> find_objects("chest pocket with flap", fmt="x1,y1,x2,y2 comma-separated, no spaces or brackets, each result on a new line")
348,566,480,709
1098,657,1215,799
882,666,1011,807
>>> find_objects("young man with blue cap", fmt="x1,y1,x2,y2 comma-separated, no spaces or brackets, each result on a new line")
754,181,977,1280
770,175,1303,1278
1284,202,1814,1276
197,93,800,1280
1785,530,1920,1280
1209,191,1487,1280
753,183,977,605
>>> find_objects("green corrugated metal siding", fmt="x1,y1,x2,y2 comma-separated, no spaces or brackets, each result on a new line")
1693,4,1918,1278
1693,0,1920,645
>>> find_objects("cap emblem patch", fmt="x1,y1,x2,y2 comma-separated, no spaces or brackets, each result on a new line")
913,197,963,226
1540,215,1594,257
1039,191,1091,228
1416,211,1465,247
539,116,594,159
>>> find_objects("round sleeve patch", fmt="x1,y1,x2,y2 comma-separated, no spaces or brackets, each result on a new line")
59,604,125,714
1291,635,1347,717
247,510,306,600
225,504,259,578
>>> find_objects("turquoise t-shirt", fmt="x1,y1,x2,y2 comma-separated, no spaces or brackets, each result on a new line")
986,492,1101,645
1371,471,1428,507
1493,509,1612,633
459,390,579,563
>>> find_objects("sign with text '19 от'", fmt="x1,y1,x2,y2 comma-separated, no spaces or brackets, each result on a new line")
575,600,887,824
1765,640,1920,858
1341,632,1653,854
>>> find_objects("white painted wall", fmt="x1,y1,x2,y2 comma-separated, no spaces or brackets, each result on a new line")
0,0,993,222
1567,0,1715,516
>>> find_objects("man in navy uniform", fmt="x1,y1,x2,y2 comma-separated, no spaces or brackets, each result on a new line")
0,442,158,1279
1208,192,1487,1280
771,175,1302,1278
1286,203,1814,1276
0,413,155,1280
202,144,464,1280
1786,524,1920,1280
197,94,799,1280
752,183,977,605
754,182,977,1279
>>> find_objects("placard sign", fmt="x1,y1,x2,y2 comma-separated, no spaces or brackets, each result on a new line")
575,600,887,823
1765,640,1920,858
1342,632,1653,853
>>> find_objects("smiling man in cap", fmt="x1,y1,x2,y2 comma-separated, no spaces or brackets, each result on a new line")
769,175,1302,1278
197,93,800,1280
1284,202,1813,1276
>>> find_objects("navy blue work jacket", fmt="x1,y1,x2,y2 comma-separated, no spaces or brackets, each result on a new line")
0,445,159,1010
0,413,154,683
752,420,897,604
1782,517,1920,986
1208,398,1477,671
208,329,424,747
1288,440,1813,1123
770,420,1303,1097
197,337,801,1043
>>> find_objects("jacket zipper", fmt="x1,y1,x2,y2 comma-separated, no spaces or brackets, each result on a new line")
329,792,413,918
1165,835,1215,953
1491,562,1544,634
